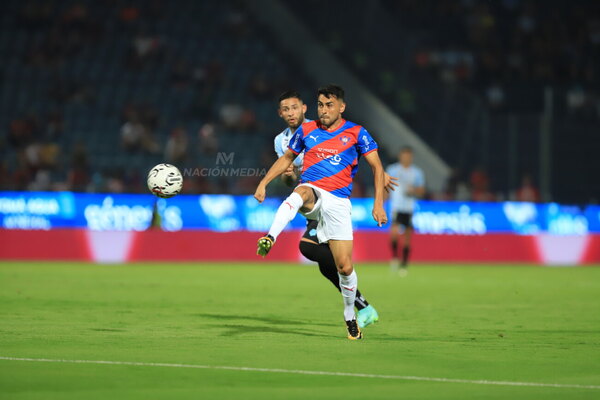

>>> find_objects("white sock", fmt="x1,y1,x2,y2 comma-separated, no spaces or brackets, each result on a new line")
339,270,358,321
267,192,304,240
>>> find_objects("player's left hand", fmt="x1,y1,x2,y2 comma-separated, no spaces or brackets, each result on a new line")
372,206,388,227
384,173,399,193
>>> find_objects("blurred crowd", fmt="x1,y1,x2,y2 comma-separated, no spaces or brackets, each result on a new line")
392,0,600,116
1,1,288,195
435,167,540,203
2,0,596,202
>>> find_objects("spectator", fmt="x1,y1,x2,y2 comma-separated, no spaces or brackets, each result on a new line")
8,118,34,149
126,32,164,70
514,174,541,203
44,111,64,140
219,103,244,130
470,167,495,202
120,108,160,154
165,127,189,164
0,160,9,190
68,143,90,192
120,117,146,152
198,123,218,155
13,152,33,191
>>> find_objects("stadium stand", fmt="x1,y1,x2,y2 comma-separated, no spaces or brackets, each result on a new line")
0,0,318,195
283,0,600,203
2,0,598,203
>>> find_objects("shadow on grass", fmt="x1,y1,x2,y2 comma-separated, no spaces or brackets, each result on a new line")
193,313,337,327
194,313,338,338
205,323,332,338
89,328,126,332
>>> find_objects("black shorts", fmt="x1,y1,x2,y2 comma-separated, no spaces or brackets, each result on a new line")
302,219,319,242
393,212,413,229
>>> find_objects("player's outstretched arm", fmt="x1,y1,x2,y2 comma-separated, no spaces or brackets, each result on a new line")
254,150,296,203
364,151,388,227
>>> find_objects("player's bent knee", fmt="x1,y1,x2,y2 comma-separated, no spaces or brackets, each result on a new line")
337,261,353,276
299,241,319,262
294,186,313,202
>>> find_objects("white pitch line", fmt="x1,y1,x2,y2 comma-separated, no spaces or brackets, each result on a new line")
1,356,599,390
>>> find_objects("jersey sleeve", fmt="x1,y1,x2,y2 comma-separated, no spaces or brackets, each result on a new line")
288,126,305,155
357,127,378,156
414,168,425,187
274,134,284,158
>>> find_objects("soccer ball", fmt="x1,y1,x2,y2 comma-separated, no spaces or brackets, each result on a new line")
147,163,183,198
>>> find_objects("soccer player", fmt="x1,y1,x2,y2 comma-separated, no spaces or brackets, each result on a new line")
386,146,425,275
254,84,388,340
274,90,380,329
274,91,307,187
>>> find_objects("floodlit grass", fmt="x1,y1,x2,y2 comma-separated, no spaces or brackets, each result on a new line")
1,262,599,399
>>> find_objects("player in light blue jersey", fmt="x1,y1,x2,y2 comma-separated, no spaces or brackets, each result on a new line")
274,91,310,186
386,146,425,274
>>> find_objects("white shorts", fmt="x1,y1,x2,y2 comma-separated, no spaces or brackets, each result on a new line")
298,183,353,243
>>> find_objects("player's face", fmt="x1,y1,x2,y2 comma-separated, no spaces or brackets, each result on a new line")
278,97,306,129
317,94,346,128
399,150,413,166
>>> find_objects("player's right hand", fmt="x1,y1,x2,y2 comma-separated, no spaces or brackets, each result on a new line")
254,185,266,203
283,165,295,177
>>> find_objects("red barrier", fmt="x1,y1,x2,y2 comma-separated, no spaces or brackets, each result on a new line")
127,230,303,262
1,229,599,264
582,235,600,265
352,232,541,263
0,229,90,261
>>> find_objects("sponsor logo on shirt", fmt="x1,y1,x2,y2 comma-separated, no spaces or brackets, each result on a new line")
315,148,342,166
361,135,370,150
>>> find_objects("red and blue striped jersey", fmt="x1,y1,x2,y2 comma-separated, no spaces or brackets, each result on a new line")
288,119,378,198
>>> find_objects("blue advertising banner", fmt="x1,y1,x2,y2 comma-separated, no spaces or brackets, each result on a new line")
0,191,596,235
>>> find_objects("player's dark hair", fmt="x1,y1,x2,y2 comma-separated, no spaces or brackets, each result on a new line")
278,90,303,103
318,84,345,101
400,146,413,153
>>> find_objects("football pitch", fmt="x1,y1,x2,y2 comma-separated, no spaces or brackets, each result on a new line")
1,262,599,399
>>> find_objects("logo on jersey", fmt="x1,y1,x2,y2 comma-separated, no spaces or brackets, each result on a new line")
291,134,299,149
339,135,350,145
361,135,370,150
329,154,342,165
315,147,342,166
309,135,319,142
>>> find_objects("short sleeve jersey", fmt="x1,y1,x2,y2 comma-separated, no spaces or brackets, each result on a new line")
273,120,312,168
288,119,378,198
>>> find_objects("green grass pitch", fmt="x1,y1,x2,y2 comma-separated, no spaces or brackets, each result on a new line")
1,262,599,399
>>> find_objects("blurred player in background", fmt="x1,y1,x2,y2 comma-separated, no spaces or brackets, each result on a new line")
386,146,425,275
274,90,380,329
255,84,388,340
274,91,307,187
